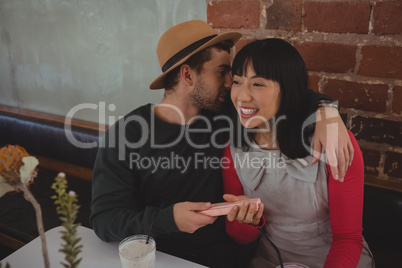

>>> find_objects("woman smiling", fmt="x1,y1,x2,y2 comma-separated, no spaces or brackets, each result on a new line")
223,38,375,268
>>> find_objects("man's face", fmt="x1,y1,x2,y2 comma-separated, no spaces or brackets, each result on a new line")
189,48,232,112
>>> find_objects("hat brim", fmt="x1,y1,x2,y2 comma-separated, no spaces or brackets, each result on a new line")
149,32,242,90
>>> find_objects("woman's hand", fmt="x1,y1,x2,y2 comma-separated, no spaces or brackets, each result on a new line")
223,194,264,226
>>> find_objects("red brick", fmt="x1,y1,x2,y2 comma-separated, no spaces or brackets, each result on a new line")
323,80,388,112
265,0,302,31
207,1,260,29
373,1,402,35
361,148,380,176
358,46,402,79
384,151,402,178
393,86,402,114
351,116,402,147
295,42,356,73
304,1,370,34
308,74,320,92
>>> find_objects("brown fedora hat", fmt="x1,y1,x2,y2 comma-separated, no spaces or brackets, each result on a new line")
149,20,242,89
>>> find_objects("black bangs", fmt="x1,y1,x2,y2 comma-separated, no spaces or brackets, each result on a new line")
232,39,308,88
231,48,252,78
232,39,289,82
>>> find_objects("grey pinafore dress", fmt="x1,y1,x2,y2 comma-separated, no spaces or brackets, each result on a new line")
229,145,374,268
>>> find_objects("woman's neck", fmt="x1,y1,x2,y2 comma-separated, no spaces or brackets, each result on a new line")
253,124,279,150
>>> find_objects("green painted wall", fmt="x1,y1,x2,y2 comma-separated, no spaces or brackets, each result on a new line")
0,0,206,123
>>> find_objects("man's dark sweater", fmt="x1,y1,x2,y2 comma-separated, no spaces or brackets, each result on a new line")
91,103,249,267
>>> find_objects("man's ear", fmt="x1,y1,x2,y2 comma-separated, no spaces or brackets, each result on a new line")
179,64,195,86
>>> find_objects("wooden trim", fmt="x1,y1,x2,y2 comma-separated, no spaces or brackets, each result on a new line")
0,233,25,250
0,104,108,133
364,174,402,193
36,155,93,182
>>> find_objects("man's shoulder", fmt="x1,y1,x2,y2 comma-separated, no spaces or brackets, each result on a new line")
112,103,154,126
124,103,153,119
105,103,153,134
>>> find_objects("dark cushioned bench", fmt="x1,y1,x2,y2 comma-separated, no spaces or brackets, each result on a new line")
0,106,102,259
363,184,402,268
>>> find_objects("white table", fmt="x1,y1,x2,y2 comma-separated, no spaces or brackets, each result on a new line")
1,226,207,268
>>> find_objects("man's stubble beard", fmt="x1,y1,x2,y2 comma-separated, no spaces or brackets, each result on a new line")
190,78,224,112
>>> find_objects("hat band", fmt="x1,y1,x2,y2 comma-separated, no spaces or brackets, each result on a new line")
161,34,218,73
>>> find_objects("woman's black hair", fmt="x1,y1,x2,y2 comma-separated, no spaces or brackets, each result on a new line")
230,38,313,159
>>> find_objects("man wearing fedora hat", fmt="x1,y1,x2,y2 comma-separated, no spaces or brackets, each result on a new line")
91,20,353,267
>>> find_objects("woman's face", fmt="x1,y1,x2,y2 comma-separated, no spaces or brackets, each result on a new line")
231,64,281,130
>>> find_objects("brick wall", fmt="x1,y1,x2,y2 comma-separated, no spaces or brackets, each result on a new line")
207,0,402,190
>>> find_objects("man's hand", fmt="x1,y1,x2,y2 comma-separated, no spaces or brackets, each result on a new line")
312,107,354,182
173,202,217,233
223,194,264,226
